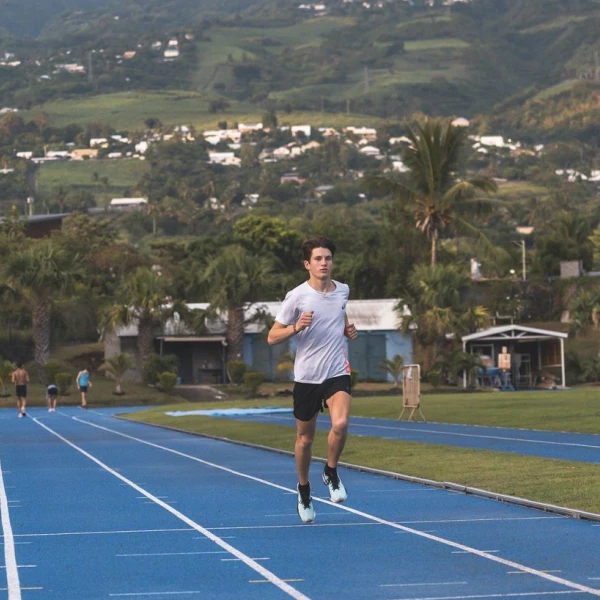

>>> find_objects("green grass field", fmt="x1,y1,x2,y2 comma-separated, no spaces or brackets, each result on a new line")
25,89,387,132
122,386,600,514
35,158,148,206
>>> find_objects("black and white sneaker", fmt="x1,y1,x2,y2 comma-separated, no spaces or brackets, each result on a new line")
322,467,347,503
296,484,316,523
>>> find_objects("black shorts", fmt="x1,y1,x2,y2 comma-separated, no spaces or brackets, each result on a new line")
15,385,27,398
48,388,58,397
293,375,352,422
79,386,88,393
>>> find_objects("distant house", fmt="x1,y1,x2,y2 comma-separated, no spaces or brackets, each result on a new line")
164,48,180,59
70,149,98,160
109,197,148,210
280,173,306,185
238,123,263,133
208,152,241,166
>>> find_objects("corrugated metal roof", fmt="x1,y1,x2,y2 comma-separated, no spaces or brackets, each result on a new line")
115,299,404,337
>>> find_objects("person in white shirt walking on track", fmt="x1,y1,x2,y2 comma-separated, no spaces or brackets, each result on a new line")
268,236,358,523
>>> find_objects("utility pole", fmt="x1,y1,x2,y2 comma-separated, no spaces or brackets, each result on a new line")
363,66,369,95
346,99,350,115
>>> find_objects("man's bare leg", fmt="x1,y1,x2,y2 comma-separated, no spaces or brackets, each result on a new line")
325,391,351,468
295,414,317,485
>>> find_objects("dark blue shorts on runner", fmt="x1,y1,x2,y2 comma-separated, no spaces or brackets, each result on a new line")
293,375,352,422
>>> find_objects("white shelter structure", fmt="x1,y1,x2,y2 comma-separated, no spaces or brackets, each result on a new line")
462,325,568,389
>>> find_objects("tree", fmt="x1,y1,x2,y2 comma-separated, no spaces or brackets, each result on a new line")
3,240,80,371
99,353,134,394
195,245,278,362
400,263,489,369
0,359,15,396
379,354,404,388
101,268,187,365
368,118,497,265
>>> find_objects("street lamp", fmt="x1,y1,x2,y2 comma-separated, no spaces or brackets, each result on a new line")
515,226,534,281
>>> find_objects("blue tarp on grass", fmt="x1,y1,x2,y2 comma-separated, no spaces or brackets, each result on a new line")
166,407,293,417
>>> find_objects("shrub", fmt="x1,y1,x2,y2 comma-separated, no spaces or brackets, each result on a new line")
44,360,62,385
142,353,178,385
228,360,247,384
55,372,73,395
158,371,178,393
243,371,265,395
0,359,15,396
350,369,359,387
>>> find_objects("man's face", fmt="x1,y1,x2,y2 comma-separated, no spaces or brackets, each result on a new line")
304,247,333,279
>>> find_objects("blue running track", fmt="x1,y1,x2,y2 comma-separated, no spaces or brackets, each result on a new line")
1,406,600,599
207,411,600,464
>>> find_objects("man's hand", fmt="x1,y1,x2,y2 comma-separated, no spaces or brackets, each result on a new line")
296,311,314,332
344,322,358,339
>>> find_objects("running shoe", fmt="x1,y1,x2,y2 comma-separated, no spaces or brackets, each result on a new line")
322,467,347,503
296,484,316,523
17,413,22,418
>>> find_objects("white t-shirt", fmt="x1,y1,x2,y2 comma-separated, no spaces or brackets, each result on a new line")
275,280,351,383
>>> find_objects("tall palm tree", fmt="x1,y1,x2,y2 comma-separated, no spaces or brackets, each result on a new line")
101,267,188,365
195,245,278,363
368,118,497,265
3,240,79,369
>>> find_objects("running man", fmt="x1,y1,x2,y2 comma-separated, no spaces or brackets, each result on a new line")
11,362,29,418
268,236,358,523
47,383,58,412
76,367,92,408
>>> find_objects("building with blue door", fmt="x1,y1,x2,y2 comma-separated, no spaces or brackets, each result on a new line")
105,299,412,384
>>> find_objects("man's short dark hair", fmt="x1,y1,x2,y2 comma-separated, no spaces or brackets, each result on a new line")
301,236,337,262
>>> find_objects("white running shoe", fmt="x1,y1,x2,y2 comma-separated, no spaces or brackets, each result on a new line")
18,413,22,418
296,484,316,523
322,468,347,503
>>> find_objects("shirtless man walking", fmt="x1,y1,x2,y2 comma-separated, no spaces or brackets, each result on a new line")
12,363,30,418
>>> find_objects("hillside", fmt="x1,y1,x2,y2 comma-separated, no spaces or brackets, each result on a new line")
3,0,600,136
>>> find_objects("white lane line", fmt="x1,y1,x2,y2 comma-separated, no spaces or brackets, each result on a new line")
0,460,21,600
382,581,467,587
266,414,600,452
72,416,600,597
0,565,35,569
354,422,600,451
109,592,201,597
452,550,499,554
221,557,269,562
117,552,227,557
384,592,582,599
32,418,311,600
14,528,194,538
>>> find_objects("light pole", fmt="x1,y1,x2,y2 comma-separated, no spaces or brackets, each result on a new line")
515,226,534,281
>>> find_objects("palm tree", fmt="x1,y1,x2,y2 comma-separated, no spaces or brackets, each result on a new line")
195,245,278,363
3,240,79,370
368,118,497,265
99,353,134,394
379,354,404,388
101,267,188,366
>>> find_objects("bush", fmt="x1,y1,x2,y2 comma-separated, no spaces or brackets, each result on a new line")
243,371,265,395
44,360,62,385
228,360,247,384
142,353,179,385
158,371,178,393
55,372,73,395
350,369,359,387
